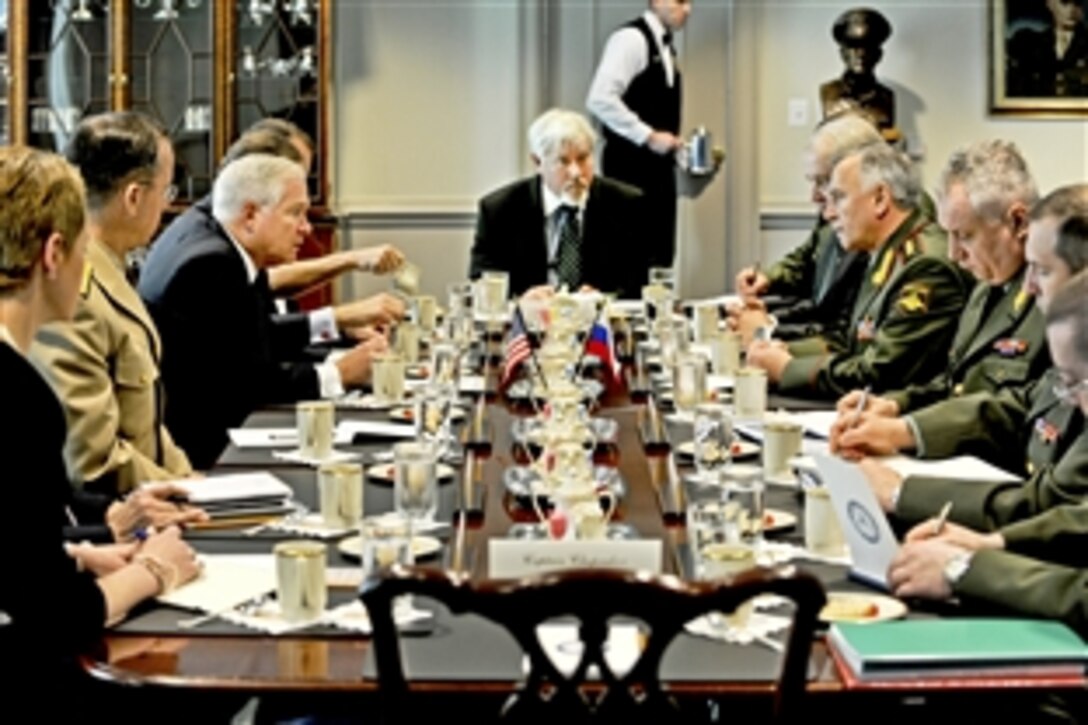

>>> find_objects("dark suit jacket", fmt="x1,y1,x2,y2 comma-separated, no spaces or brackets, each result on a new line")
139,205,320,468
469,176,648,298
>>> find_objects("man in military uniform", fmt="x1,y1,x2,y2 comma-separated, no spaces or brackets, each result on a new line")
746,143,969,399
831,184,1088,472
731,113,882,347
859,270,1088,536
32,112,193,495
829,141,1050,453
887,502,1088,637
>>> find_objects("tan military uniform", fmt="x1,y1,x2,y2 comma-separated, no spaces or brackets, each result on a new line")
778,208,970,399
888,266,1048,414
31,239,192,494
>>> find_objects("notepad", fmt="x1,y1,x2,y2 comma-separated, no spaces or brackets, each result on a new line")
828,619,1088,681
171,472,293,504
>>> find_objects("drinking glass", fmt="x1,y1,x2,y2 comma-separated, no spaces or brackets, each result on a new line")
429,342,461,398
372,351,406,405
274,541,327,623
720,464,765,547
393,441,439,527
474,271,509,318
672,352,708,412
691,403,734,482
414,384,459,462
649,266,676,294
358,519,412,596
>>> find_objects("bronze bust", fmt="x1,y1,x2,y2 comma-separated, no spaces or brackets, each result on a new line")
820,8,898,139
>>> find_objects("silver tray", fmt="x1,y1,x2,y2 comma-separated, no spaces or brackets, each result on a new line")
506,522,639,540
509,417,619,446
502,465,627,503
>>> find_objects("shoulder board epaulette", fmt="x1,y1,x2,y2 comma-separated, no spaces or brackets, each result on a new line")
871,247,896,287
80,261,94,298
1013,285,1030,313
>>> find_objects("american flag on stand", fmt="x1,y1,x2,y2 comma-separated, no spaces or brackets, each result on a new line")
500,305,532,388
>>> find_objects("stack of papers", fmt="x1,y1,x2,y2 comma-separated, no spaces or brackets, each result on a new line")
170,472,295,519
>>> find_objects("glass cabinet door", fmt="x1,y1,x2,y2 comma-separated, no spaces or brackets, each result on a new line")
25,0,111,152
0,0,9,146
233,0,323,206
127,0,214,204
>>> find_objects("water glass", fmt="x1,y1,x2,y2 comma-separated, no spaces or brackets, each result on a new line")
732,367,768,420
393,441,439,524
692,403,734,481
318,462,364,529
274,541,327,623
649,266,676,294
446,282,474,320
672,352,708,412
474,271,509,318
721,464,765,547
709,331,742,376
359,520,413,589
414,385,457,461
413,295,438,333
763,419,803,478
394,322,422,364
429,342,461,397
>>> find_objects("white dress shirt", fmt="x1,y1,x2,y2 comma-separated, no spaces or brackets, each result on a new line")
586,10,676,147
225,233,345,398
541,183,586,289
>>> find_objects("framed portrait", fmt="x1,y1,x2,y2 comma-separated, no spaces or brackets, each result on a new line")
990,0,1088,115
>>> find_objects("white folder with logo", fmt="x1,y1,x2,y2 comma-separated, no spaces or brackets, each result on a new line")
812,454,899,589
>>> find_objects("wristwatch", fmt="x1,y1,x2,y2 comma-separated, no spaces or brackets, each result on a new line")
943,551,973,586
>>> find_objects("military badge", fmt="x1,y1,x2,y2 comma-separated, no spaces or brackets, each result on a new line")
1034,417,1060,445
993,338,1028,357
856,316,876,342
895,282,931,315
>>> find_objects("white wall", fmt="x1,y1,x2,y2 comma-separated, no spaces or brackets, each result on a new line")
331,0,1088,302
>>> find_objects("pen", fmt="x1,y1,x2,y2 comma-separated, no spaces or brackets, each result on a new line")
851,386,871,428
933,501,953,536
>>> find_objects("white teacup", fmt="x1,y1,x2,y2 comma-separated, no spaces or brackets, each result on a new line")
763,420,803,478
296,400,335,459
692,304,720,344
709,331,742,376
318,462,364,529
732,367,767,419
395,322,422,364
804,487,847,557
372,352,406,404
413,295,438,332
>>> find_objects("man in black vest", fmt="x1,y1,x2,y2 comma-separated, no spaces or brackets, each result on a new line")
587,0,691,268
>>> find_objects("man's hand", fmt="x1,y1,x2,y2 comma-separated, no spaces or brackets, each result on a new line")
830,412,916,460
521,284,555,302
905,519,1005,550
730,306,774,346
67,541,139,577
835,390,899,418
856,458,904,512
334,293,406,329
335,334,389,387
647,130,682,156
342,325,387,343
352,244,406,274
735,267,770,297
888,540,969,601
106,482,209,542
745,339,791,383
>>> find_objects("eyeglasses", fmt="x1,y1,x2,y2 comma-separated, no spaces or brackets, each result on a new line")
141,181,178,204
1052,376,1088,402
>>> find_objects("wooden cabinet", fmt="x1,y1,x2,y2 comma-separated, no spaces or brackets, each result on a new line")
3,0,335,307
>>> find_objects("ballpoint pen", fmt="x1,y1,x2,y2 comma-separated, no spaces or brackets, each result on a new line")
933,501,953,536
851,386,871,428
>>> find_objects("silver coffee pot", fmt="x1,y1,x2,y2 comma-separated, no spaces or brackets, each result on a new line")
685,126,713,176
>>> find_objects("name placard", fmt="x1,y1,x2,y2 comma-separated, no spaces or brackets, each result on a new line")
488,539,663,579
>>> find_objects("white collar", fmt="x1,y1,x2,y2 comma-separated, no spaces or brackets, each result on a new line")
643,9,669,45
541,181,586,219
224,228,260,284
0,323,15,350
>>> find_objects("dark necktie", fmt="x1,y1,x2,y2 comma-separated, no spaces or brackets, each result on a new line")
662,31,674,55
555,205,582,290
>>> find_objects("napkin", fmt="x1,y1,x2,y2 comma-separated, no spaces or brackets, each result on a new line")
271,448,362,466
262,513,353,540
219,597,434,635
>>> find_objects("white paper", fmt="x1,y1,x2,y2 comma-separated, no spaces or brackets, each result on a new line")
459,375,486,393
228,427,353,448
533,623,642,678
158,555,276,612
882,455,1021,483
171,472,293,504
335,420,416,440
813,454,899,589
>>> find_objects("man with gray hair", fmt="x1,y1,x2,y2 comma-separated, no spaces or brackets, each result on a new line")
747,142,969,399
731,113,884,344
829,140,1050,456
140,154,386,467
469,108,647,298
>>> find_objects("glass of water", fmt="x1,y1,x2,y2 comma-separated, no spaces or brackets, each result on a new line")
720,464,765,548
430,342,461,397
414,384,460,462
393,441,439,528
692,403,734,483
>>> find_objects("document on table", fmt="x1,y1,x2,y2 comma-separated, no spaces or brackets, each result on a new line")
169,472,293,504
157,555,276,613
792,454,1022,484
228,427,353,448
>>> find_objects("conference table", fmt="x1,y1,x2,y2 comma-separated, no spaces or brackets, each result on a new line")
80,344,1086,720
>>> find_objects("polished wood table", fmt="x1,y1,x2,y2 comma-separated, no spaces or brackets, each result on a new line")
82,374,1086,719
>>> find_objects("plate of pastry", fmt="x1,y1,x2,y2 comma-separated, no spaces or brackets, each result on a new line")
819,592,907,624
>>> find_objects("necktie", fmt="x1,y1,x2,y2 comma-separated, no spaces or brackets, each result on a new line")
662,31,674,54
555,205,582,290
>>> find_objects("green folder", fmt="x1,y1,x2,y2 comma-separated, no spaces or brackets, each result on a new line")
829,619,1088,680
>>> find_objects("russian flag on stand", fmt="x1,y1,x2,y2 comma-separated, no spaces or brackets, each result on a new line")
585,319,621,387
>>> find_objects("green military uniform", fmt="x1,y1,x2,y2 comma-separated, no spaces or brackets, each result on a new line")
895,422,1088,531
31,239,192,494
778,208,969,400
956,504,1088,638
886,266,1049,414
909,368,1084,477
